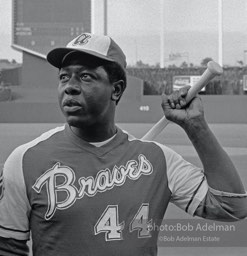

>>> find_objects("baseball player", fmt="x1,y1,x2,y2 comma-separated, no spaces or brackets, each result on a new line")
0,33,246,256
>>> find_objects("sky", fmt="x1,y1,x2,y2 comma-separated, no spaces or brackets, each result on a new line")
107,0,246,34
0,0,22,61
0,0,247,65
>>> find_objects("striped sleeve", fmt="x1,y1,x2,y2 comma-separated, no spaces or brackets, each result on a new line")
0,146,31,240
0,125,65,241
156,143,209,216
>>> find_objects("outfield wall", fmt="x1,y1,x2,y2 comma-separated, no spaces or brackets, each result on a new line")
0,95,246,123
116,95,247,124
0,73,246,123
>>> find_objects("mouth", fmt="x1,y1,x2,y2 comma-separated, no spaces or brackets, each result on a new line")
62,99,83,112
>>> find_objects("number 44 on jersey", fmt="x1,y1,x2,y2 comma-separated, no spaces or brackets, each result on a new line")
94,203,152,241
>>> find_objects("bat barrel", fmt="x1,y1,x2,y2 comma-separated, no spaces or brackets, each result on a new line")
186,61,223,103
207,61,223,75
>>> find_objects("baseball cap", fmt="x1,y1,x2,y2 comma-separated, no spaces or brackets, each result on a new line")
47,33,127,69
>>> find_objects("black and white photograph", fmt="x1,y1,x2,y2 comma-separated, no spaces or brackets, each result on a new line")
0,1,247,255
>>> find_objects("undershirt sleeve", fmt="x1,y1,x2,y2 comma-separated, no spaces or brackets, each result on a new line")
0,236,29,256
194,188,247,221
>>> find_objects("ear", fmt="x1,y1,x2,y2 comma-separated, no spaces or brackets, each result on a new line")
111,80,125,102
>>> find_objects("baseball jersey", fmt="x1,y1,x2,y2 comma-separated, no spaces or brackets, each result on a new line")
0,124,241,255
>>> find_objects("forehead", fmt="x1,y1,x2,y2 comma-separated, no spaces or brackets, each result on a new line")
60,51,106,69
59,64,105,74
59,61,109,81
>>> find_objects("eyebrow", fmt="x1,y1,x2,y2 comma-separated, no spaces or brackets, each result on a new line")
59,66,89,73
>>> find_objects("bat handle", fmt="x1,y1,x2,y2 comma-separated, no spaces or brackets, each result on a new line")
141,116,169,140
141,61,223,141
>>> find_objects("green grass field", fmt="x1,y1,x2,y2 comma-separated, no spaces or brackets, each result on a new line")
0,122,246,256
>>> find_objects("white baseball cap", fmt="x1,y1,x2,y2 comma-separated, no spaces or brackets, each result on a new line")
47,33,127,69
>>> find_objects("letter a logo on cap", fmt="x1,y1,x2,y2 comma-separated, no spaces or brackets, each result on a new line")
72,34,91,46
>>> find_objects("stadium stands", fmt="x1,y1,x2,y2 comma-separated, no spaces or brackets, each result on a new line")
126,66,247,95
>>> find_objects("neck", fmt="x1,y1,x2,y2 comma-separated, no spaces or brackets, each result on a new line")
70,121,117,142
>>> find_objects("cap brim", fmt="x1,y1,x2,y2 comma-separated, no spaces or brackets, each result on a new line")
47,48,114,68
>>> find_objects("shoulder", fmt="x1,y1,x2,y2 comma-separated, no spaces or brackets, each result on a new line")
122,128,177,151
5,125,65,167
121,128,180,159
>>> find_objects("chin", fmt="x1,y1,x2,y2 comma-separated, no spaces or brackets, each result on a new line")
65,115,92,128
66,117,82,127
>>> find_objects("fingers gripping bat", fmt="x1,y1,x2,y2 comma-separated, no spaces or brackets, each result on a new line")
141,61,223,141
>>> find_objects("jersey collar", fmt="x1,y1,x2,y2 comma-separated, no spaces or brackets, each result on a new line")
64,124,127,156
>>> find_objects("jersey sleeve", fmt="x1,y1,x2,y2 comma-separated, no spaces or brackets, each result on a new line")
158,143,209,216
0,146,31,241
194,187,247,221
0,237,29,256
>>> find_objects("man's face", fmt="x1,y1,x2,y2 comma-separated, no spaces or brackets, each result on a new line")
58,59,114,128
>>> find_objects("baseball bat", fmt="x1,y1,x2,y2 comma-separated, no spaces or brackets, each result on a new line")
141,61,223,140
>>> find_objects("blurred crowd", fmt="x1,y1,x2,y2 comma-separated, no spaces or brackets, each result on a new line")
126,66,247,95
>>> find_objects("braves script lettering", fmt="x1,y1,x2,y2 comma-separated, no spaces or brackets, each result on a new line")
32,154,153,220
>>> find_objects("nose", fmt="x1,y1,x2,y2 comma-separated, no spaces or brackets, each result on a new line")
65,78,81,95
